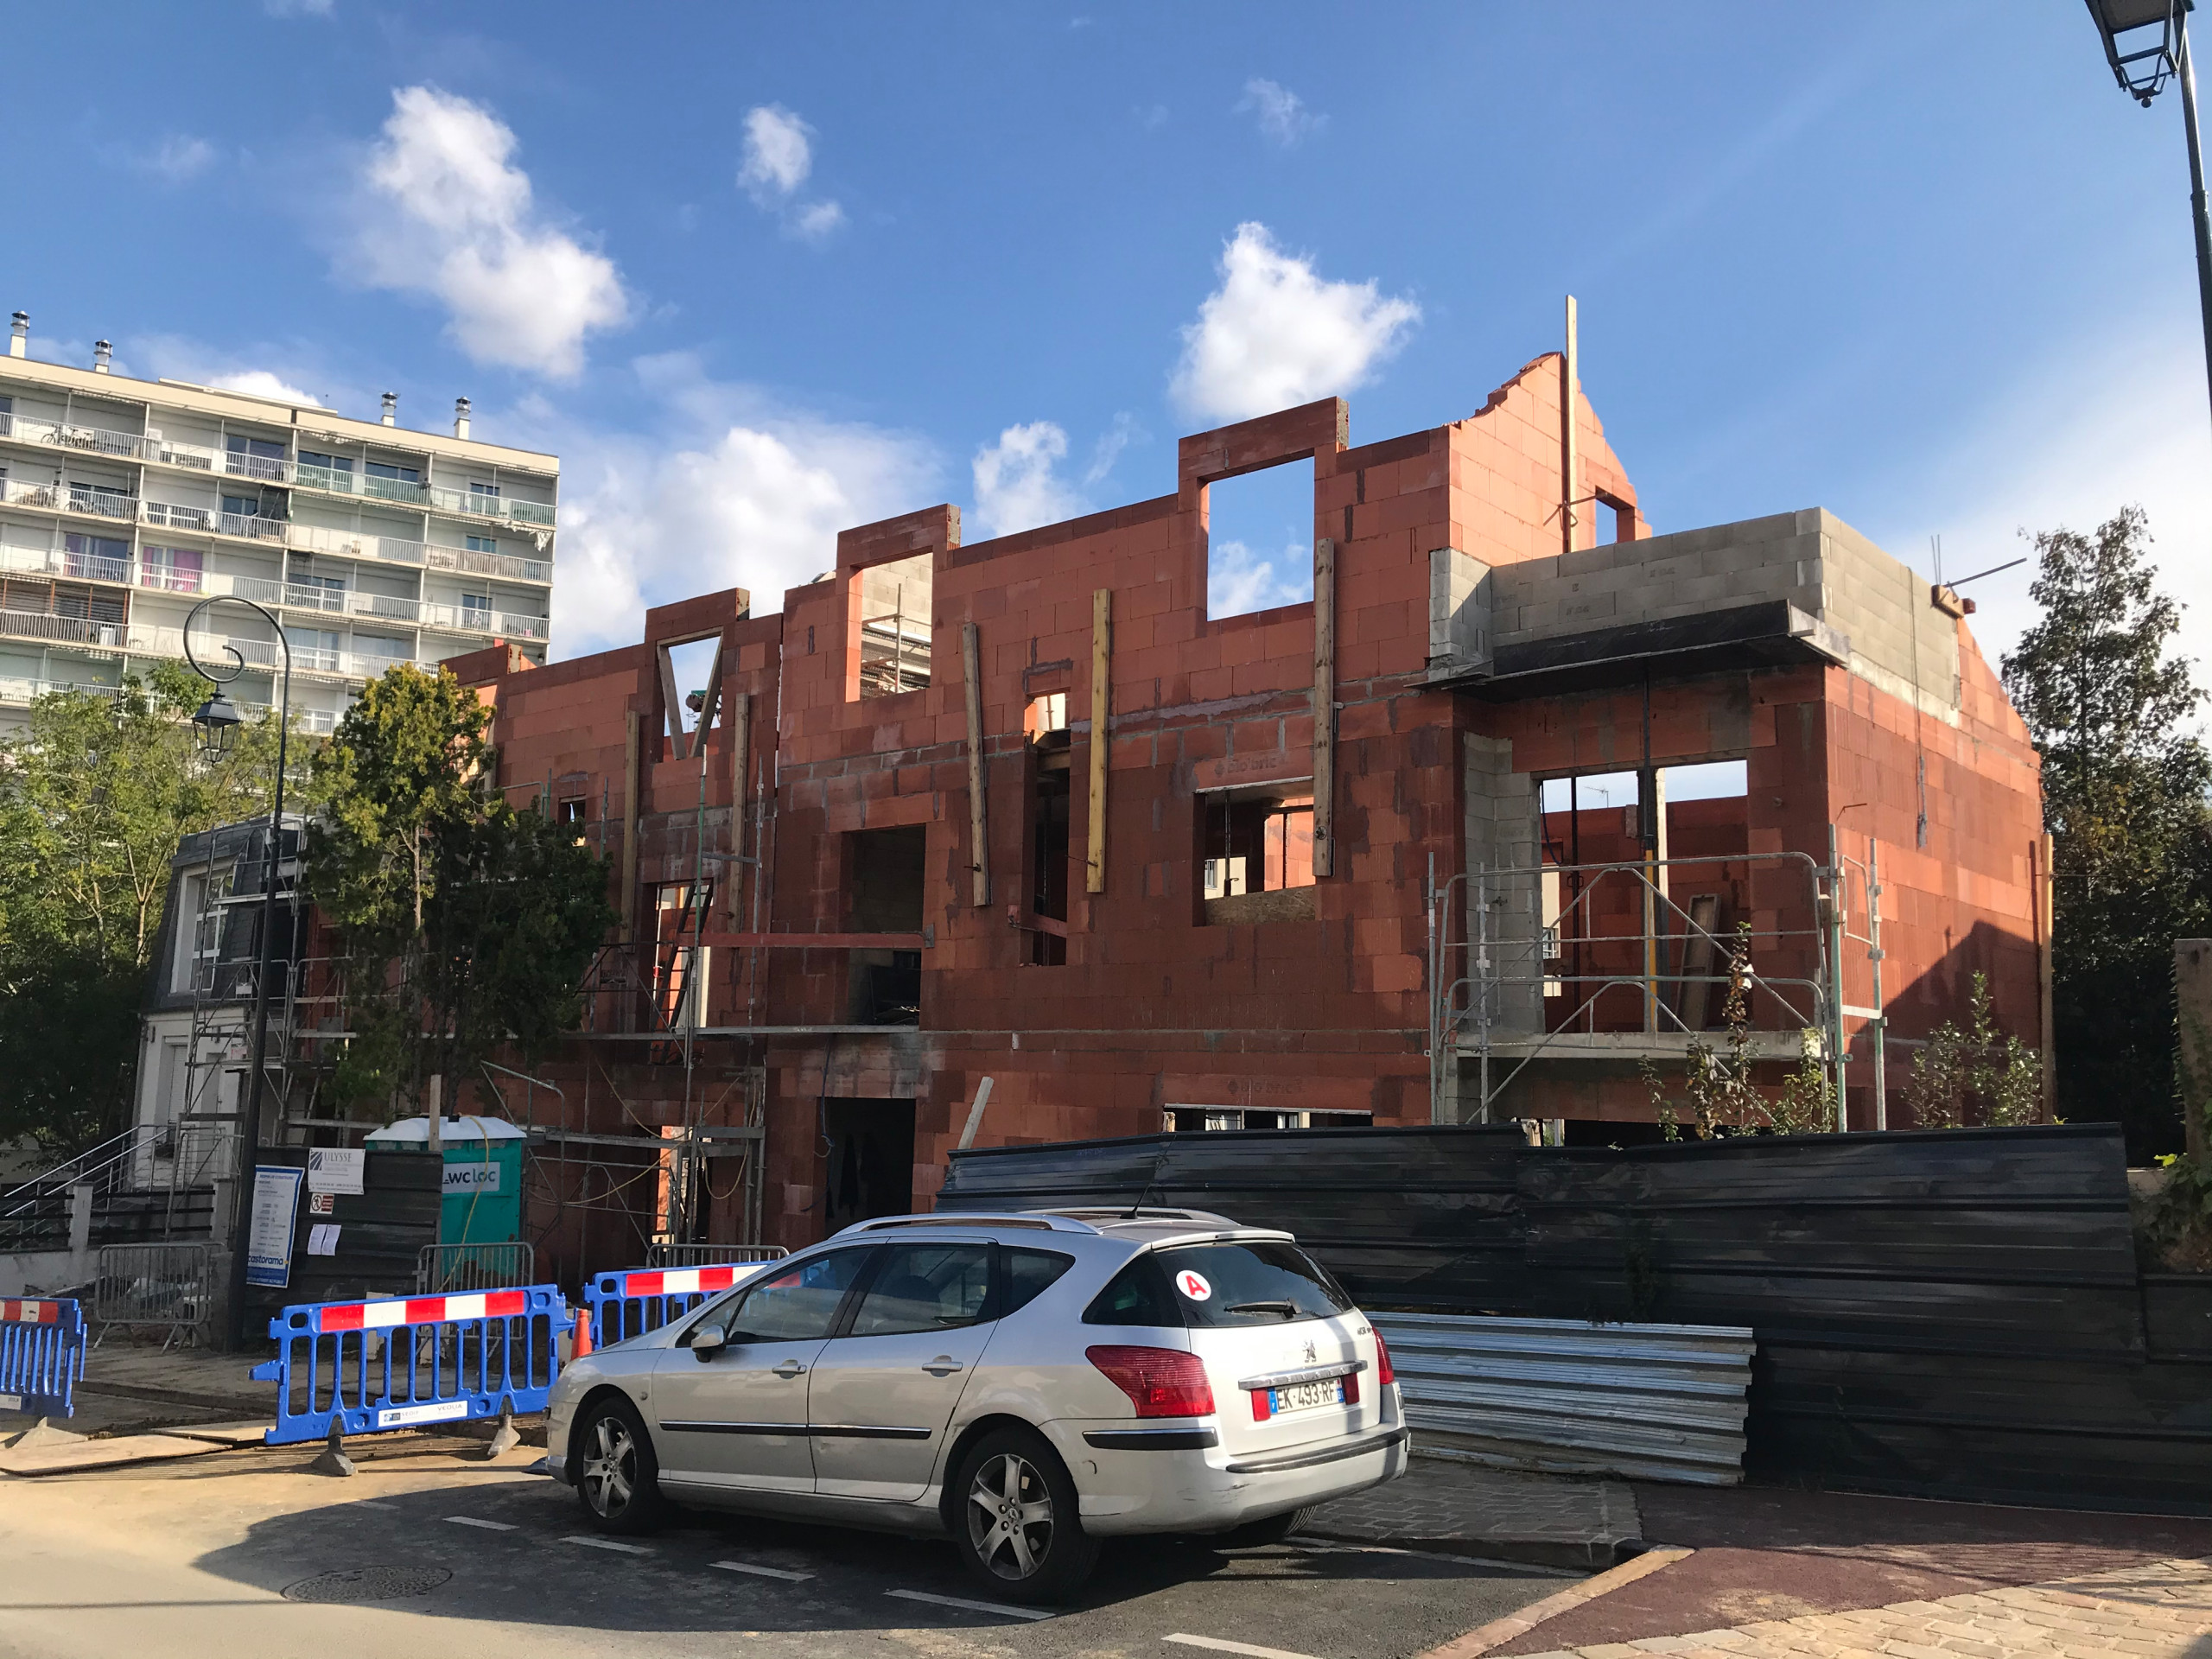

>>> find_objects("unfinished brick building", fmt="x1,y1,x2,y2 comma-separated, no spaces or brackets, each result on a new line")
451,346,2050,1269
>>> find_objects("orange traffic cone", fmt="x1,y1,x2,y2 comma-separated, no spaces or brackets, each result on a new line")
571,1310,594,1359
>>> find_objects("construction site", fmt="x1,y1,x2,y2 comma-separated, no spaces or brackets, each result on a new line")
380,338,2046,1277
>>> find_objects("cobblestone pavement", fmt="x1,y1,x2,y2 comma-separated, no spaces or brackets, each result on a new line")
1306,1459,1643,1568
1510,1554,2212,1659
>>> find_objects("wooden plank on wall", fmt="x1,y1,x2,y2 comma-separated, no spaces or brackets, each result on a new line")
656,644,687,760
620,709,642,941
1086,588,1111,895
1312,538,1336,880
728,689,752,926
963,621,988,907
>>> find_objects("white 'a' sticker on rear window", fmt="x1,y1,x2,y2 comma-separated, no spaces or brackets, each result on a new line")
1176,1269,1211,1302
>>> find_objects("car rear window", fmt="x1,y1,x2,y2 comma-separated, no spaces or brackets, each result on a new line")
1001,1247,1076,1317
1082,1255,1182,1326
1154,1241,1352,1326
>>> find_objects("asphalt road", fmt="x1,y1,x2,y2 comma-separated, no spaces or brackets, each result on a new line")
0,1432,1568,1659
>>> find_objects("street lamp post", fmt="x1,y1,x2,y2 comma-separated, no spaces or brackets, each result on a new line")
2086,0,2212,426
183,595,293,1351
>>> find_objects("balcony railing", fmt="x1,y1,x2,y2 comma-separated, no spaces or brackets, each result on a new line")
0,608,126,648
0,675,124,706
2,410,558,526
423,543,550,583
419,601,549,640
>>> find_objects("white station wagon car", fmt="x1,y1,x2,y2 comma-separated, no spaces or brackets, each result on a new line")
546,1208,1409,1601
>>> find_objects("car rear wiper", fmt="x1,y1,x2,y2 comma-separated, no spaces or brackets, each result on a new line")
1224,1300,1300,1319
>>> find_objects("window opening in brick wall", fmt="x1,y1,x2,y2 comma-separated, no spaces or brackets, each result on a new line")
652,880,714,1030
857,552,931,698
1205,457,1314,619
666,637,720,737
1026,711,1071,964
1164,1107,1375,1132
844,825,927,1023
1200,783,1315,925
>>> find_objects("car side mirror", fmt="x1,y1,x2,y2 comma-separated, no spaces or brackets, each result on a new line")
690,1323,728,1361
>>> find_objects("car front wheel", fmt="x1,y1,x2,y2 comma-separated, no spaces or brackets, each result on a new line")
573,1393,666,1535
950,1427,1100,1604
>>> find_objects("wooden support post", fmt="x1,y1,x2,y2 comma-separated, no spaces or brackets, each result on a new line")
1086,588,1111,895
620,709,643,942
728,690,752,927
690,637,727,742
656,644,687,760
1561,294,1579,557
1312,539,1336,880
963,621,988,907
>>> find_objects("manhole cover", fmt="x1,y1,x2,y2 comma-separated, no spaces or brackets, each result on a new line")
283,1565,452,1603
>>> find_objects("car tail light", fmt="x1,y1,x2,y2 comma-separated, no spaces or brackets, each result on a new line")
1343,1370,1361,1405
1375,1330,1395,1387
1087,1344,1215,1418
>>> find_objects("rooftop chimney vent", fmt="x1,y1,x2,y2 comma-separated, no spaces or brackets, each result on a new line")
453,397,471,441
380,391,397,427
9,312,24,359
92,340,111,374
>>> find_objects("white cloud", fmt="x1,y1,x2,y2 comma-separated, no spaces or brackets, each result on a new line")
520,356,941,658
146,135,217,182
1084,412,1141,486
1237,79,1324,148
739,105,814,200
354,86,628,379
1208,537,1309,617
736,105,845,244
791,200,848,243
209,370,321,406
972,423,1088,541
1169,222,1421,423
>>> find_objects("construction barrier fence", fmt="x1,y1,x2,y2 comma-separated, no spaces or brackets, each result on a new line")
251,1285,573,1446
92,1242,217,1350
0,1296,86,1419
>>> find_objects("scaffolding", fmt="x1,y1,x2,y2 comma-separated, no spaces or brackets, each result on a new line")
162,817,314,1229
1427,842,1858,1128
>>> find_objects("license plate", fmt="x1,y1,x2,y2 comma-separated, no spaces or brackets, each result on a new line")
1270,1378,1344,1414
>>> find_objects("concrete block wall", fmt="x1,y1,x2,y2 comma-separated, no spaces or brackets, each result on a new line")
1462,732,1541,1039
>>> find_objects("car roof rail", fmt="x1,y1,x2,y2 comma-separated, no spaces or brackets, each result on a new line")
1036,1206,1244,1230
828,1211,1103,1238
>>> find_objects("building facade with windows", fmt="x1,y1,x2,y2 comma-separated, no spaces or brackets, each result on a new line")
0,311,560,735
408,346,2047,1280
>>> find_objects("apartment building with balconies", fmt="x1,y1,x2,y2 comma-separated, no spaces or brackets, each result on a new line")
0,309,559,734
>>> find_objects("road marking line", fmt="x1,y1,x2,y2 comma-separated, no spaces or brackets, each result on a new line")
443,1516,518,1531
711,1560,814,1581
1410,1548,1694,1659
1164,1637,1324,1659
563,1535,652,1554
354,1499,399,1510
1287,1535,1584,1578
885,1587,1052,1622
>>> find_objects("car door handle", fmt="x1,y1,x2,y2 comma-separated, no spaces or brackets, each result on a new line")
921,1357,963,1376
772,1359,806,1378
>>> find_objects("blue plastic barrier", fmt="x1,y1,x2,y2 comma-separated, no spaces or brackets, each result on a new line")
583,1257,782,1349
0,1296,86,1419
251,1284,573,1446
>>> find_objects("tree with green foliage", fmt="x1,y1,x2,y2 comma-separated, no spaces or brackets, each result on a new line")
2000,507,2212,1160
308,664,615,1121
0,663,291,1155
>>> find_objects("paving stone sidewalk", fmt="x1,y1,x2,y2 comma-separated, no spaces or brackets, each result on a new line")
1304,1457,1643,1569
1510,1554,2212,1658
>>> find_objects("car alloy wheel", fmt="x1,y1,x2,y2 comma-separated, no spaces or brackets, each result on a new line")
582,1414,637,1521
966,1451,1055,1580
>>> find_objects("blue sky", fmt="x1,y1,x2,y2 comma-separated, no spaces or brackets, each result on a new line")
12,2,2211,671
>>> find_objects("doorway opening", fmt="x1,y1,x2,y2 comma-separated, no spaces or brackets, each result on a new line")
820,1097,917,1231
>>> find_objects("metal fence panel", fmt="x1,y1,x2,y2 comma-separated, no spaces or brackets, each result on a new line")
92,1243,217,1349
416,1243,535,1295
583,1257,787,1349
644,1243,787,1269
0,1297,87,1418
1374,1312,1754,1485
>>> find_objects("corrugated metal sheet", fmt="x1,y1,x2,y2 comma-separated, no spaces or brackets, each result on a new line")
1375,1313,1754,1485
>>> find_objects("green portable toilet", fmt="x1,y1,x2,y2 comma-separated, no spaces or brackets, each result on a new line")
364,1115,525,1245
